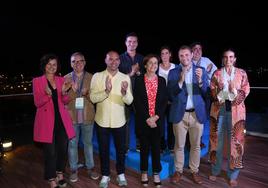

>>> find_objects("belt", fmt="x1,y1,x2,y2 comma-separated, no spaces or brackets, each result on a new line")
185,108,195,112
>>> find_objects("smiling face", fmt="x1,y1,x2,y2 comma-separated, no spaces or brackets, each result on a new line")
145,57,159,74
125,36,138,52
105,51,120,73
222,50,236,68
71,54,86,73
192,44,202,61
161,48,172,63
45,59,58,75
178,48,193,67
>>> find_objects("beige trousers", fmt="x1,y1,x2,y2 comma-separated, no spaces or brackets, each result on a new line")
173,111,203,173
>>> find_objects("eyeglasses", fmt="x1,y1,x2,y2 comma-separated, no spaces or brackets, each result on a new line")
71,60,85,64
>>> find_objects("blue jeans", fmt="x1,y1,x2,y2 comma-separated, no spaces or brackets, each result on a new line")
68,124,94,171
211,107,240,180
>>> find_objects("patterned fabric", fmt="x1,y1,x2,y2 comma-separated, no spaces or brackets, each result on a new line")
144,75,158,117
209,67,250,169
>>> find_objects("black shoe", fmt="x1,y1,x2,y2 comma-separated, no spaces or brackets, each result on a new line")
141,179,149,187
58,179,67,187
154,181,162,187
153,174,161,187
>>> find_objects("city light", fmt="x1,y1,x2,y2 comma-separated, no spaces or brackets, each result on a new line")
2,140,13,152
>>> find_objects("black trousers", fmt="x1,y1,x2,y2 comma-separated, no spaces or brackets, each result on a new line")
96,124,126,176
43,123,68,180
139,126,162,173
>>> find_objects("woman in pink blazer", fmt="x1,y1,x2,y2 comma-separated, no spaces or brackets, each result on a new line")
33,54,75,188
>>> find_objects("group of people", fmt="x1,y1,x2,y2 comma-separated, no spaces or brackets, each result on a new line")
33,32,250,188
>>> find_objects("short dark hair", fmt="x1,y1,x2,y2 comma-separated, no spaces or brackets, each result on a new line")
125,32,138,40
40,53,61,75
178,45,192,53
142,54,160,68
190,42,202,49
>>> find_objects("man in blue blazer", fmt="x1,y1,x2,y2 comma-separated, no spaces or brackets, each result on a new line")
168,45,209,185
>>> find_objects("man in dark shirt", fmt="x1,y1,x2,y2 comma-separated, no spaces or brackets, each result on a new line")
119,32,144,153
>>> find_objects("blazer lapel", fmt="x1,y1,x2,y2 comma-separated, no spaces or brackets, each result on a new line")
141,76,149,113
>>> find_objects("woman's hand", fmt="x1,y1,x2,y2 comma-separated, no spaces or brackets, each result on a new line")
146,115,159,128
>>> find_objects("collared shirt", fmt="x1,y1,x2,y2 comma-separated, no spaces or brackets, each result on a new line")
90,70,133,128
193,57,217,84
119,51,144,74
185,66,194,110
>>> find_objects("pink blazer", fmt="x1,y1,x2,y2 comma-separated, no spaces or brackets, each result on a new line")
33,75,75,143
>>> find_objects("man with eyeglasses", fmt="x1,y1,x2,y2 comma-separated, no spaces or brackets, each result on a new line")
64,52,99,182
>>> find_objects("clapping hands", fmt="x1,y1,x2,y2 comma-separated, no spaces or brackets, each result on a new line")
121,81,128,96
45,85,52,96
105,76,112,94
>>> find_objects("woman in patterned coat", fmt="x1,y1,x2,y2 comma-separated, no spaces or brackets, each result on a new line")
208,48,250,187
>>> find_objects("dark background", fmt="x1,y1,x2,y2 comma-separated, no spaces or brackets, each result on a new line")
1,1,267,85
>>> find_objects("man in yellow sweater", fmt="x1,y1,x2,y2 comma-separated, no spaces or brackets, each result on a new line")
90,51,133,188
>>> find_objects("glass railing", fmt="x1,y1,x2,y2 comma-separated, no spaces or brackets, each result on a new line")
0,86,267,146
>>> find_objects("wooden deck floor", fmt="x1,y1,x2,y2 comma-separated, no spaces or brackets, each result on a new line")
0,135,267,188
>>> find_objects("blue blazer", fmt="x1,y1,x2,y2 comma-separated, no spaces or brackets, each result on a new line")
167,64,209,124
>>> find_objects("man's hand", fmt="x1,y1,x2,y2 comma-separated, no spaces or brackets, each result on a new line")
178,67,186,86
81,88,89,96
105,76,112,94
62,81,72,95
206,63,213,73
129,63,140,76
121,81,128,96
195,67,203,84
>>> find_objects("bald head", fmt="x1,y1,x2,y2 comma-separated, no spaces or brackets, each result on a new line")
105,51,120,74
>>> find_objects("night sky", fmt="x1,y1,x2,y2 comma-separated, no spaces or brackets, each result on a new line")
1,1,267,84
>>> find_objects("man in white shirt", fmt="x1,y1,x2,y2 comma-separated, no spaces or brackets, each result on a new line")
191,42,217,149
191,42,217,84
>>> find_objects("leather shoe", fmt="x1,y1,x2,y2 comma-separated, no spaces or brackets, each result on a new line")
170,171,182,184
192,172,202,184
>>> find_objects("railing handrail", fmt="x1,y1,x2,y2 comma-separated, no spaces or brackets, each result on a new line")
250,87,268,89
0,93,33,98
0,86,268,98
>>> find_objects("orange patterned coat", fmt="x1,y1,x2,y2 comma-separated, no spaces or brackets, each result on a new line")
209,67,250,169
